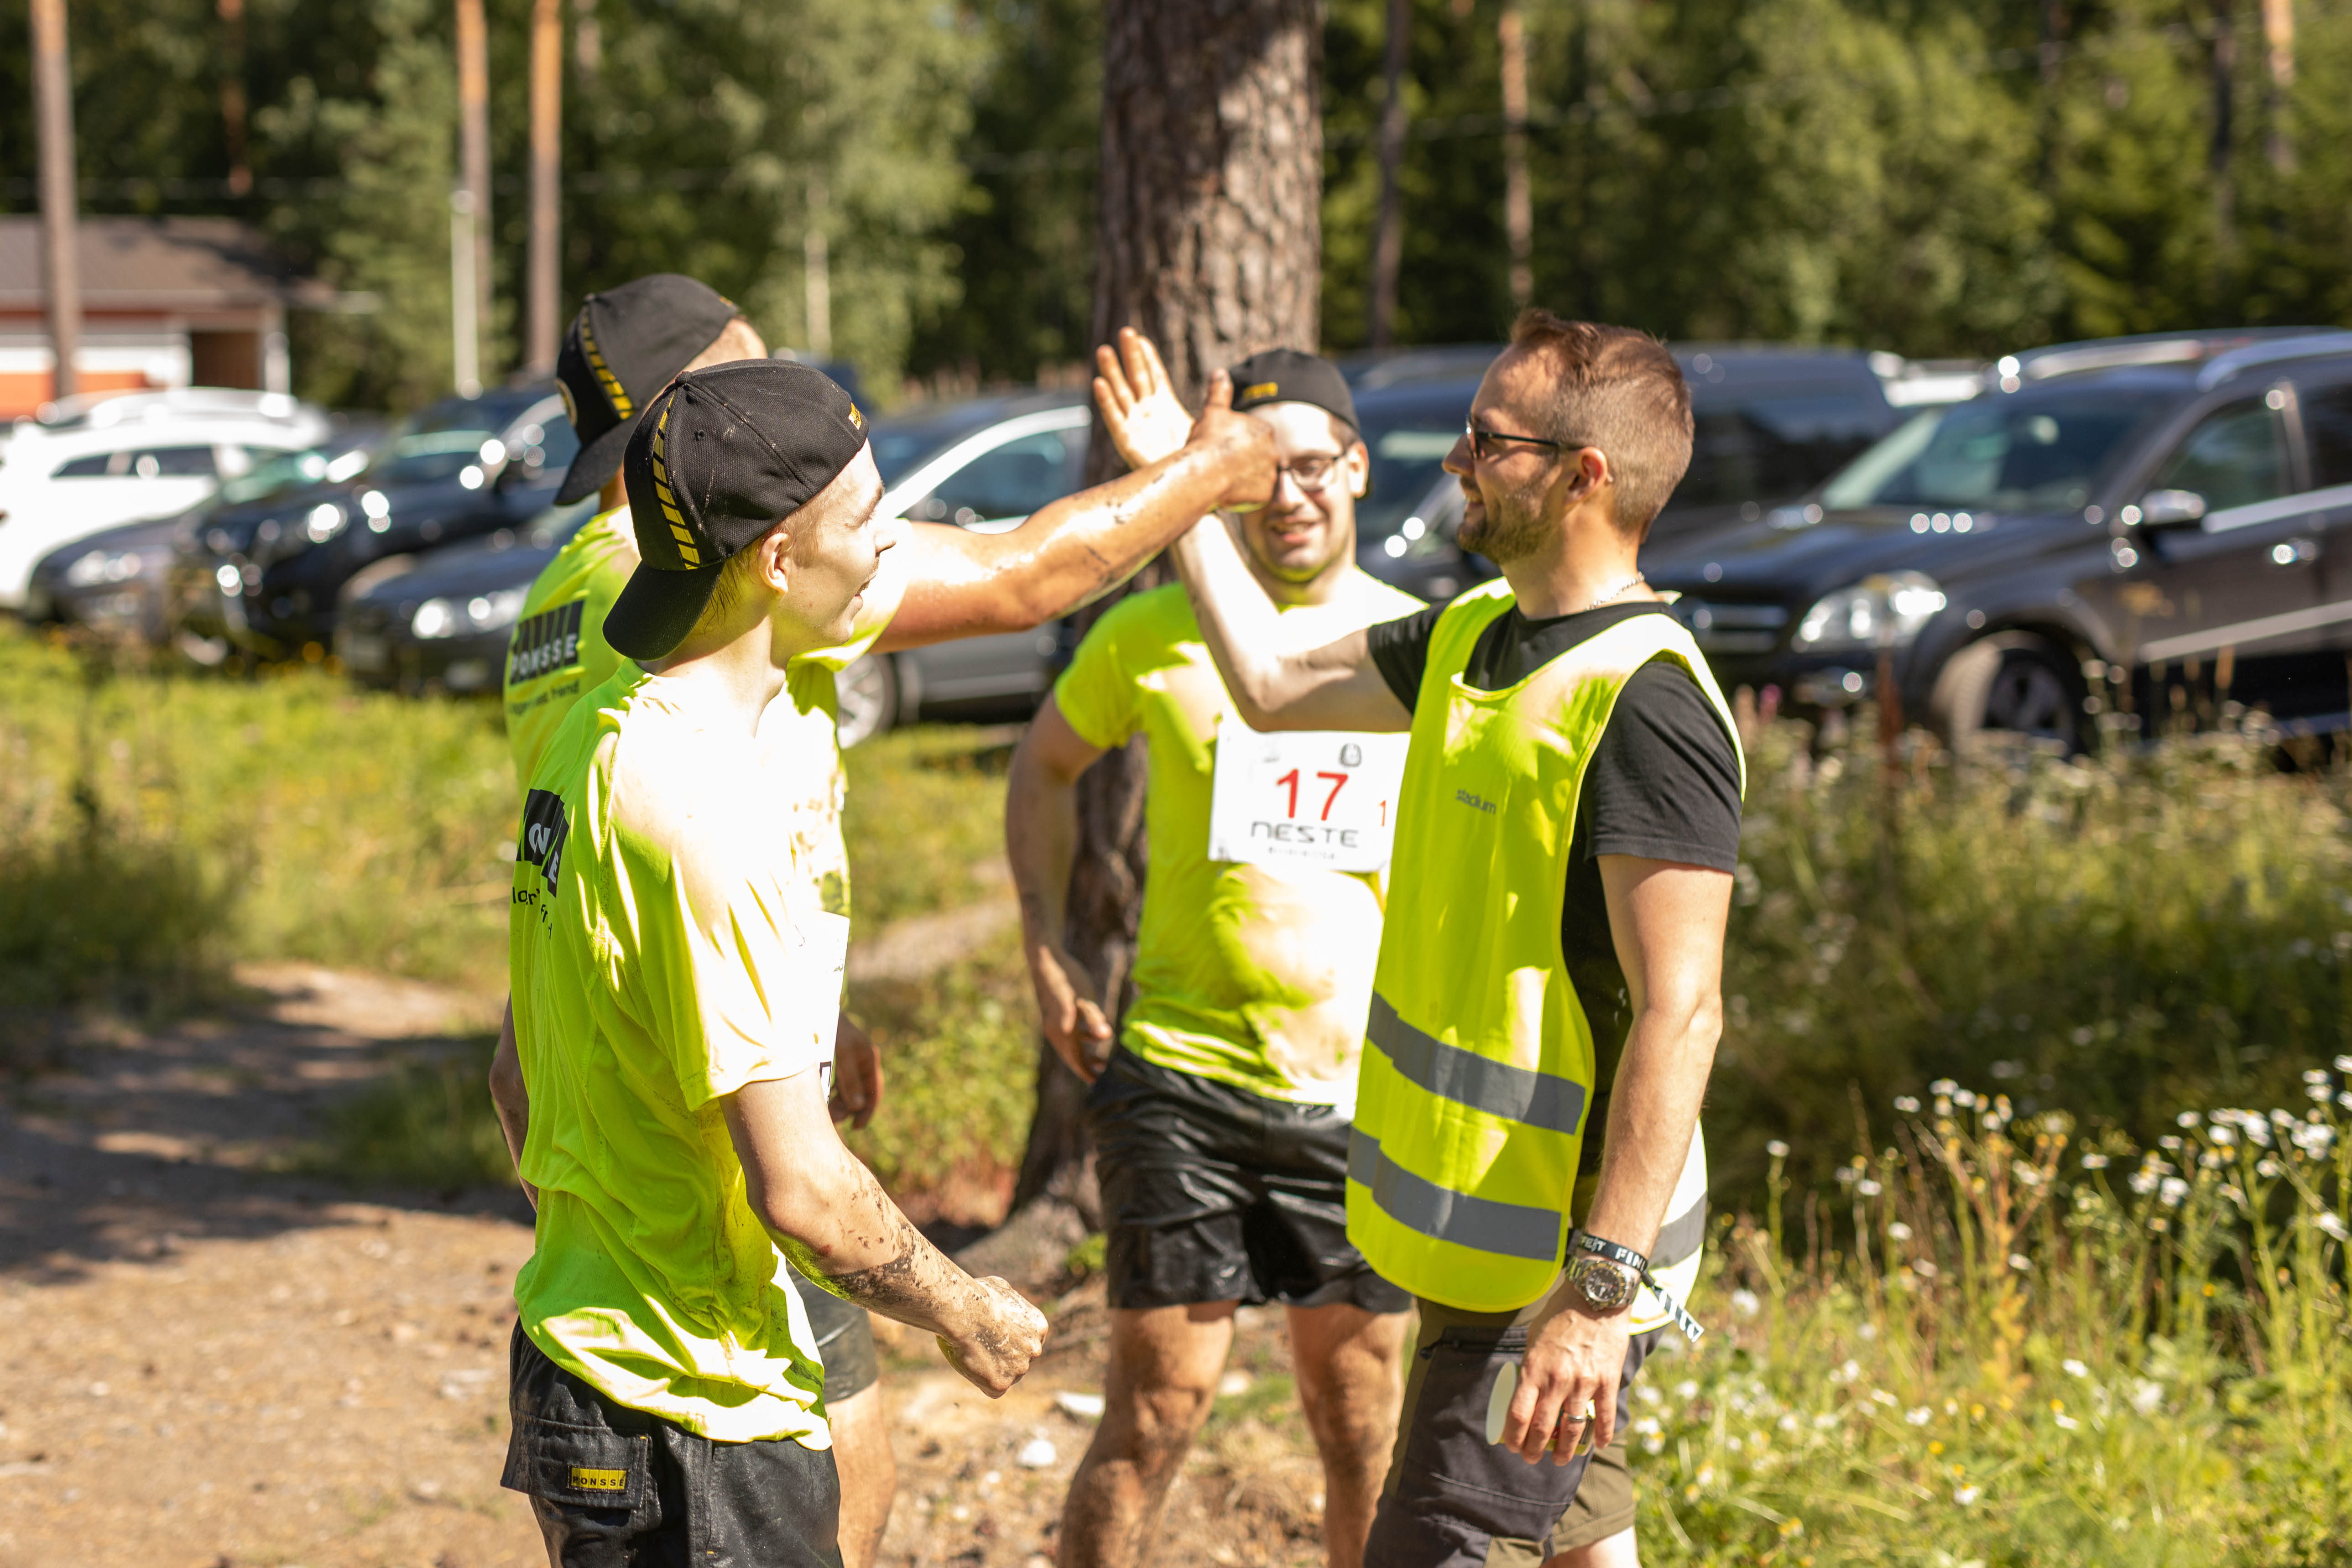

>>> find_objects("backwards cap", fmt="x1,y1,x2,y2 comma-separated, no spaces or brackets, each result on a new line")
605,359,868,661
553,273,742,505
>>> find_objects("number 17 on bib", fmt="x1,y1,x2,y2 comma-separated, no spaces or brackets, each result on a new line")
1205,719,1411,875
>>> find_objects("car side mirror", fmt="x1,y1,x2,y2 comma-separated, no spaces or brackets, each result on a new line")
2126,489,2206,527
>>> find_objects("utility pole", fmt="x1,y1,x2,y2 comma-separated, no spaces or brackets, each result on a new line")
455,0,494,385
1368,0,1410,349
31,0,81,404
804,178,832,360
1498,0,1533,312
527,0,563,374
450,188,482,396
2261,0,2295,173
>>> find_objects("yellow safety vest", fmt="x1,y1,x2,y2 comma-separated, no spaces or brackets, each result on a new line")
1346,581,1745,1313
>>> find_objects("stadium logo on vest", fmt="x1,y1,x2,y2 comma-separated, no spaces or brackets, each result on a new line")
508,599,587,686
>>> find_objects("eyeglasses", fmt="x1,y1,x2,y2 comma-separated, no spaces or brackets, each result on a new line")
1271,453,1348,490
1464,417,1590,465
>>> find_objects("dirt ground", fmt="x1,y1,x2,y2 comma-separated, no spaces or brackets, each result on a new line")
0,967,1329,1568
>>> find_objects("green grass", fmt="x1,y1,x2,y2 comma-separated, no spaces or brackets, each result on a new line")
0,626,518,1006
296,1039,516,1190
15,626,2352,1558
1641,1074,2352,1565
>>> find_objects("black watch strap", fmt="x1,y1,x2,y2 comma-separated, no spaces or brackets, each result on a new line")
1571,1230,1706,1344
1574,1232,1649,1274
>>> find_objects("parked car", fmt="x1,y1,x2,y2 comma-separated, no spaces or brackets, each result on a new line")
0,388,331,609
23,439,376,648
1353,345,1928,602
1641,328,2352,752
177,385,572,657
335,500,593,696
24,515,185,641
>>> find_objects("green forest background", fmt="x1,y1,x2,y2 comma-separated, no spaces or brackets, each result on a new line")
5,0,2352,411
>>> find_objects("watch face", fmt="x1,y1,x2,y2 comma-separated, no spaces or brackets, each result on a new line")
1574,1258,1638,1311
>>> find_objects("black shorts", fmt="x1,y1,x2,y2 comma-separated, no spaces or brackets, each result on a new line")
1367,1297,1663,1568
502,1323,841,1568
1085,1045,1408,1314
787,1261,882,1404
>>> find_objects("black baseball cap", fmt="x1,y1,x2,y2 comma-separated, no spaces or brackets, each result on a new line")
1228,348,1360,438
553,274,744,504
607,360,870,662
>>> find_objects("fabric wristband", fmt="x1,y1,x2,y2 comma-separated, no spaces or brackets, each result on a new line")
1574,1231,1707,1344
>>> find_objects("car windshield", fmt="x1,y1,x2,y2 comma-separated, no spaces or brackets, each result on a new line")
1819,388,2174,514
1354,384,1477,538
372,400,516,485
218,447,338,505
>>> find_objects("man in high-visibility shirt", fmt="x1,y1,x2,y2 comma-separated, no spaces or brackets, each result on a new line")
1007,348,1421,1568
1106,313,1742,1568
488,278,1277,1568
502,360,1050,1565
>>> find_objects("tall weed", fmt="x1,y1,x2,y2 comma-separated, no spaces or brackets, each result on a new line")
1716,726,2352,1198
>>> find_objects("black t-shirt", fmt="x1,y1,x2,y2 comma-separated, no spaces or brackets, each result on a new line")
1366,599,1744,1173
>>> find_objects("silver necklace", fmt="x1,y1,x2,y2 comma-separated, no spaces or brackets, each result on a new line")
1574,571,1646,615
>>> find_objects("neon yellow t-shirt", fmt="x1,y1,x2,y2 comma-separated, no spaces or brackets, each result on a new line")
509,665,854,1443
501,502,908,918
503,505,636,794
1052,571,1423,1106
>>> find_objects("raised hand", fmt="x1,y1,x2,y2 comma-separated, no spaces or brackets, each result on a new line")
1184,370,1278,512
1093,327,1196,470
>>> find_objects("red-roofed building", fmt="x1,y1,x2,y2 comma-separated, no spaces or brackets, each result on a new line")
0,216,334,417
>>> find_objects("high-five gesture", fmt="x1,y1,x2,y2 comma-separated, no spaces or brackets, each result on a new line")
1093,326,1196,470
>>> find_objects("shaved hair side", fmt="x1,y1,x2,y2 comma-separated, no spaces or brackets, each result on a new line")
1507,310,1693,540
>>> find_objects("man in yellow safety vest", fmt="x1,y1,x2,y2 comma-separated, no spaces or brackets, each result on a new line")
1102,313,1743,1568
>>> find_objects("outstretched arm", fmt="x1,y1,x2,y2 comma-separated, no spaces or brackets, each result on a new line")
1169,514,1410,733
872,346,1273,651
727,1069,1048,1396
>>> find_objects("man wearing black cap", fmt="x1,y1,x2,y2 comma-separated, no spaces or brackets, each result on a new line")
1007,343,1421,1568
495,276,924,1568
490,282,1276,1567
501,360,1066,1566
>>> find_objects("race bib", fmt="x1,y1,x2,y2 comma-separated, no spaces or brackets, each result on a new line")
1205,719,1409,875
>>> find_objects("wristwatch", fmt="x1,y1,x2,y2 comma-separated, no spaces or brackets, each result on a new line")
1565,1254,1640,1313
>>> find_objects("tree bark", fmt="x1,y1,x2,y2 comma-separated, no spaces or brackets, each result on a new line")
962,0,1323,1292
1369,0,1411,349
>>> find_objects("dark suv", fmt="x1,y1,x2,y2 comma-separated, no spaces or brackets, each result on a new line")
1643,329,2352,751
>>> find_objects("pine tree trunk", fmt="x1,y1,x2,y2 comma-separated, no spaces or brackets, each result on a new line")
959,0,1323,1292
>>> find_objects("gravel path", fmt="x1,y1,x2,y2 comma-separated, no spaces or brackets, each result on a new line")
0,967,1329,1568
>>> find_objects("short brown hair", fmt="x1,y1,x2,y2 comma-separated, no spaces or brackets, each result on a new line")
1507,310,1692,539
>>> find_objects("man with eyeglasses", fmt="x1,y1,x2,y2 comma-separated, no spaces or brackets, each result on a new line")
1114,313,1745,1568
1007,347,1422,1568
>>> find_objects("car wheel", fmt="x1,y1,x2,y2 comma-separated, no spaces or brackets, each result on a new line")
835,652,898,749
1928,631,2085,754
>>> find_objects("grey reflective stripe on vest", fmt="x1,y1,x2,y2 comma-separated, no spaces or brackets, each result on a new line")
1367,995,1588,1136
1347,1130,1564,1262
1650,1196,1707,1269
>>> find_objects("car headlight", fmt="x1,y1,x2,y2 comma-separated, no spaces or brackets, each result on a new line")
412,597,459,638
1792,571,1948,652
412,587,526,640
64,549,148,588
304,501,347,543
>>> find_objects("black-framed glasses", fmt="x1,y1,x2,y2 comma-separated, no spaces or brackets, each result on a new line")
1271,452,1348,490
1464,417,1586,464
